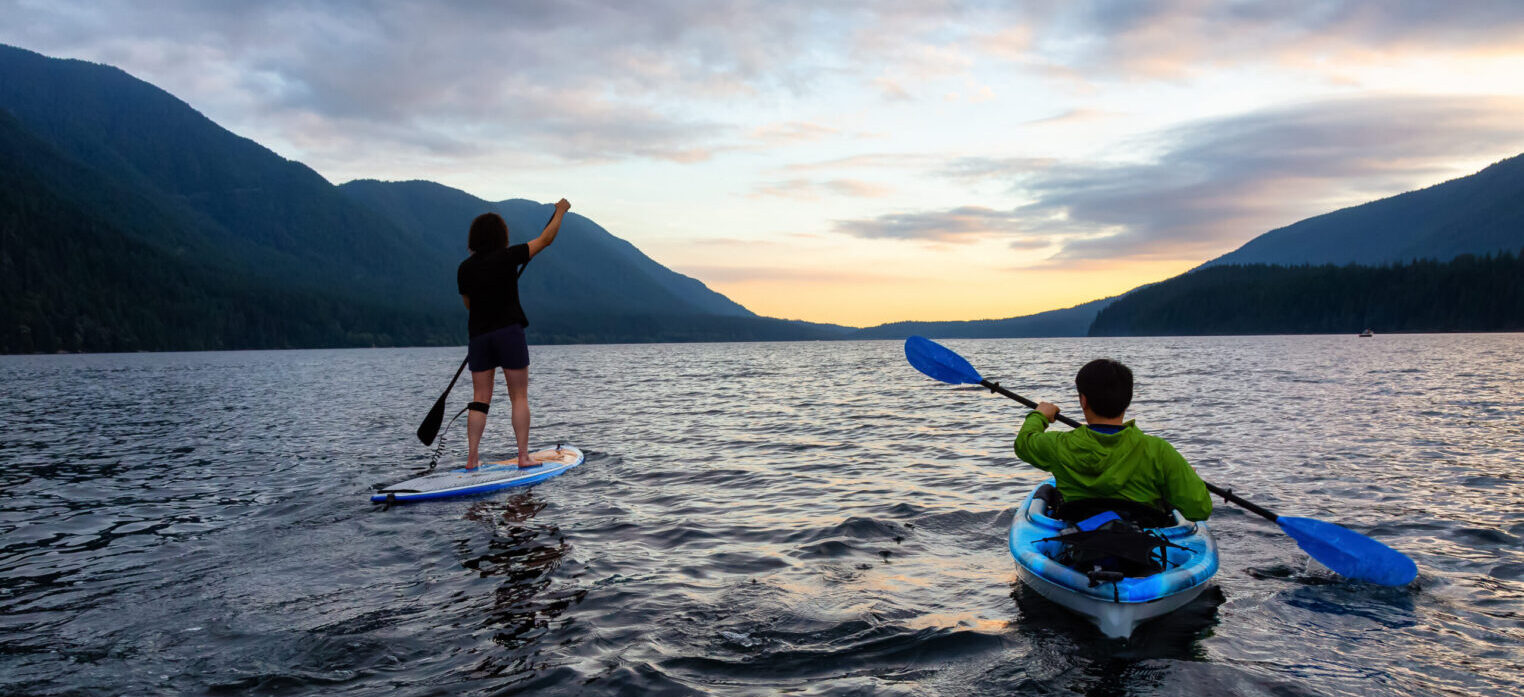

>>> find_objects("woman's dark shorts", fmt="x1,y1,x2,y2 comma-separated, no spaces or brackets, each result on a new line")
468,324,530,372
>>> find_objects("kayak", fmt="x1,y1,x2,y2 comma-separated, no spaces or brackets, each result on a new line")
371,445,584,504
1009,479,1218,638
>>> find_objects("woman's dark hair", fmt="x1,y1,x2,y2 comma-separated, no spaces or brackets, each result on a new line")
468,212,509,253
1075,358,1133,418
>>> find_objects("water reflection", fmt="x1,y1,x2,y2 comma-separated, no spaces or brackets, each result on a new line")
458,493,586,682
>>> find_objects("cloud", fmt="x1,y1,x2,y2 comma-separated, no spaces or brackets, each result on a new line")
1022,108,1116,127
748,121,841,145
835,206,1044,243
753,178,891,199
783,153,944,173
675,265,895,284
874,77,913,102
1011,1,1524,79
0,1,856,168
7,1,1524,190
947,95,1524,260
0,2,1033,171
939,156,1057,182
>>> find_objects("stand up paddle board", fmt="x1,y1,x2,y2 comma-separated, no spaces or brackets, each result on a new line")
372,445,584,504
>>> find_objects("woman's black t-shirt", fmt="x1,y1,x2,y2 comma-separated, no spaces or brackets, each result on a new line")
457,244,531,337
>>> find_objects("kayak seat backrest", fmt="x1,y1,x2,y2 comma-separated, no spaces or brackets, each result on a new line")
1051,494,1177,529
1028,492,1194,538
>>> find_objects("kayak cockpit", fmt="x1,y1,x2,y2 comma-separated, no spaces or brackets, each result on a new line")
1010,479,1220,637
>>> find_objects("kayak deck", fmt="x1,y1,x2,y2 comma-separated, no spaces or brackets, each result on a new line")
1009,479,1218,638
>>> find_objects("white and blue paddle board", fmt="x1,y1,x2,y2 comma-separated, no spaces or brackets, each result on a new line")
372,445,584,504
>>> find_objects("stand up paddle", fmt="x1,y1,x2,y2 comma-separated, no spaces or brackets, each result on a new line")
904,335,1418,586
415,209,558,447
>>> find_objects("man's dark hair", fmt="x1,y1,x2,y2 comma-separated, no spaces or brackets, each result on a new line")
1075,358,1133,418
468,212,509,253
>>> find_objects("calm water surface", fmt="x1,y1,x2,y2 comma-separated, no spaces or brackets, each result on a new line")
1,336,1521,696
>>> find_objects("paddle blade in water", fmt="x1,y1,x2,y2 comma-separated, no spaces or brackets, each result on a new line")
1278,516,1417,586
904,336,983,385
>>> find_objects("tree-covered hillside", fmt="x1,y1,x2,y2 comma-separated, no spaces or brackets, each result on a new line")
0,114,458,353
1089,253,1524,336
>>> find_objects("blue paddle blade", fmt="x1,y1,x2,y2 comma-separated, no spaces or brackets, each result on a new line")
1278,516,1417,586
904,336,983,385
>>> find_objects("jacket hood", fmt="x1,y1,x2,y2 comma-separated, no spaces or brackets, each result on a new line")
1060,421,1142,495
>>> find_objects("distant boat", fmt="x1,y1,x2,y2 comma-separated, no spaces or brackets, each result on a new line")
1359,329,1374,337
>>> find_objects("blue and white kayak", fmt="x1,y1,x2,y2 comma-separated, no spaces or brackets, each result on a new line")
371,445,584,504
1009,479,1218,638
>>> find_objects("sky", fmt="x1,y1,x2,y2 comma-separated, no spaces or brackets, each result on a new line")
6,1,1524,326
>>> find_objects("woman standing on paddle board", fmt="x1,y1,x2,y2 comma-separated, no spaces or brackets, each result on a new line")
457,199,570,470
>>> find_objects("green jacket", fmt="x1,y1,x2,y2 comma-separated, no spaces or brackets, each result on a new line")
1013,412,1212,521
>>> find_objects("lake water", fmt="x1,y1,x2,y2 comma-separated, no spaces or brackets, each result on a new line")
1,335,1521,696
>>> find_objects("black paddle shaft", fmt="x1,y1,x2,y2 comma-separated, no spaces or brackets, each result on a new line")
980,378,1282,523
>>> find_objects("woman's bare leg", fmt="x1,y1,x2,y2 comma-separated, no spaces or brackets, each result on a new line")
466,369,494,470
504,367,532,467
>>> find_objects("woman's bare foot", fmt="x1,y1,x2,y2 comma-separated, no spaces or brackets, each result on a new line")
517,457,539,469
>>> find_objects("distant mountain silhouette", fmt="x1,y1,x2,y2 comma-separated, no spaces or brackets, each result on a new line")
0,44,845,352
338,180,754,319
848,297,1112,339
1205,154,1524,268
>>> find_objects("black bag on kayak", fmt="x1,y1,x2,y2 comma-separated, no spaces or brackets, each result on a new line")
1042,521,1186,578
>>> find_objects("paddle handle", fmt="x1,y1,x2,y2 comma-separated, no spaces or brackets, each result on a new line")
982,378,1284,523
1204,482,1279,522
981,379,1084,429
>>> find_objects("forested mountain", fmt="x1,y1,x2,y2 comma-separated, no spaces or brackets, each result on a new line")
0,110,458,353
1089,253,1524,336
0,44,444,306
0,44,844,352
1205,154,1524,268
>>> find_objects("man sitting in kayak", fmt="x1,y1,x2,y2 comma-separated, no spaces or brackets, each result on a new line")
1014,359,1212,522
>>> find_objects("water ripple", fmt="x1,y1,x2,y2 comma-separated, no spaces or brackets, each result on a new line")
1,335,1522,695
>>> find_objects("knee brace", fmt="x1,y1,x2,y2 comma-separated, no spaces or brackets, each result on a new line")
467,401,490,414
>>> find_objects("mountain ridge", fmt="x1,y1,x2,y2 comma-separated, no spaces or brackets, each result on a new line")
0,43,848,352
1202,153,1524,269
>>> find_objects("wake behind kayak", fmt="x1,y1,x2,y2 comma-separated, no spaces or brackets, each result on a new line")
372,445,584,504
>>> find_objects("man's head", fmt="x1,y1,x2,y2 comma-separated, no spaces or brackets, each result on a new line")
468,212,510,253
1075,358,1133,419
